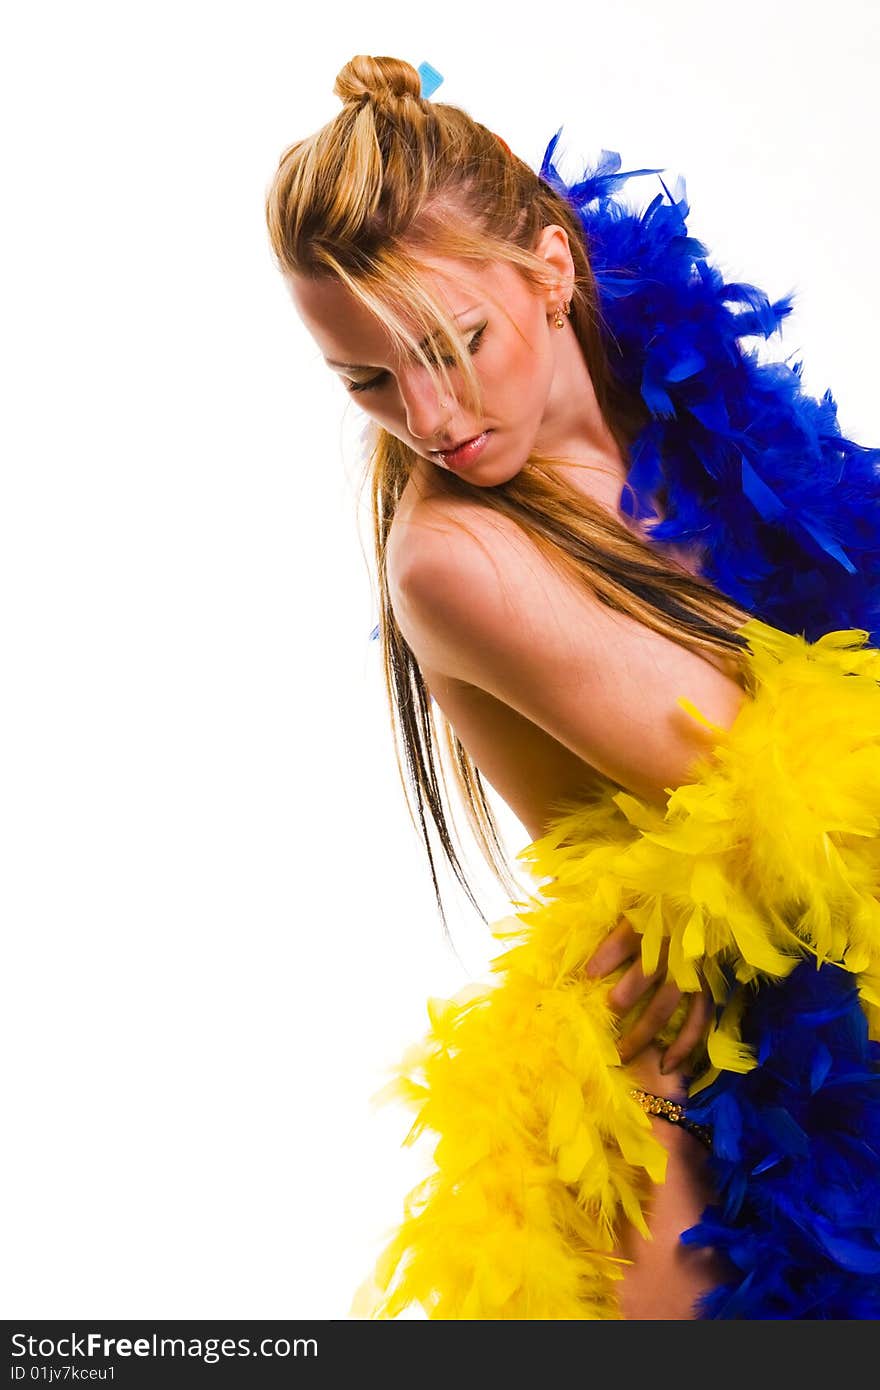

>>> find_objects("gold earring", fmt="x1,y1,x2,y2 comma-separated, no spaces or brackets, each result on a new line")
554,300,571,329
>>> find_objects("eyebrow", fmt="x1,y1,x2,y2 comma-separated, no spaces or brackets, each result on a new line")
324,306,482,371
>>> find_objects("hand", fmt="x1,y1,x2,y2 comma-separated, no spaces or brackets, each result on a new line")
585,915,714,1074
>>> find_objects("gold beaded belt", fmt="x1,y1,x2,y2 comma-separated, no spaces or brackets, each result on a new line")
630,1087,713,1149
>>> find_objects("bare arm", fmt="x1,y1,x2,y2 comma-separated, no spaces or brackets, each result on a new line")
393,500,744,1073
393,502,746,806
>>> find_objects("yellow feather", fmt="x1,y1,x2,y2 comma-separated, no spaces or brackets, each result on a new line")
353,619,880,1318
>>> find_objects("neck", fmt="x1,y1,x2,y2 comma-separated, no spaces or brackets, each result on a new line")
534,321,630,499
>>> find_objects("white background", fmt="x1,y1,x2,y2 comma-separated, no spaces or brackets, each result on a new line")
3,0,878,1318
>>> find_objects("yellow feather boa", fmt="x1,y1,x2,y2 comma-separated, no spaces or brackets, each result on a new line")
351,619,880,1319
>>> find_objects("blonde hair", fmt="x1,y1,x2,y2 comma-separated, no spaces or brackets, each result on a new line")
265,54,753,937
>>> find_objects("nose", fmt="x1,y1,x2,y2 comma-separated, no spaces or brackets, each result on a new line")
399,365,453,443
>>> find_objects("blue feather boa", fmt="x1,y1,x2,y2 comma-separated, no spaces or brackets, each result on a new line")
537,137,880,644
682,961,880,1318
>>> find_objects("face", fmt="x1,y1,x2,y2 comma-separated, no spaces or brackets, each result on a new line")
286,225,589,487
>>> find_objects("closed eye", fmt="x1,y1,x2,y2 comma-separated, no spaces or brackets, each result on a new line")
345,324,487,394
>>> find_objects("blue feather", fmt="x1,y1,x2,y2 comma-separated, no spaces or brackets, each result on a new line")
682,960,880,1316
536,138,880,645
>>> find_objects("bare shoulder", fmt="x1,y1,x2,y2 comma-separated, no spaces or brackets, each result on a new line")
389,490,747,806
387,489,565,647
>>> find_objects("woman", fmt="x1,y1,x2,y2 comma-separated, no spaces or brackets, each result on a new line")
265,55,880,1318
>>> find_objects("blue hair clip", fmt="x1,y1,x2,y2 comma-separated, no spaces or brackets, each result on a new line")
417,61,443,99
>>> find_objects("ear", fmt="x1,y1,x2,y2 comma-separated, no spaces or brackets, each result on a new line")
534,223,575,306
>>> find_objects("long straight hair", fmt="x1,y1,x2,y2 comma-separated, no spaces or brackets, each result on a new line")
265,54,753,937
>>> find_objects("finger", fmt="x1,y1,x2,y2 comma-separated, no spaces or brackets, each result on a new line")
617,980,683,1064
606,956,667,1015
585,916,642,978
605,937,670,1012
661,984,715,1074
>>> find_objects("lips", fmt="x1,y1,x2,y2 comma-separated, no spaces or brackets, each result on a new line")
432,433,481,453
433,430,492,470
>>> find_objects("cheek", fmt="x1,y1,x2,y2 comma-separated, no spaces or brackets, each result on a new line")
493,325,551,418
355,398,401,431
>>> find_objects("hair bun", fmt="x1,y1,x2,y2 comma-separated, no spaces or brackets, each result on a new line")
334,54,423,108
